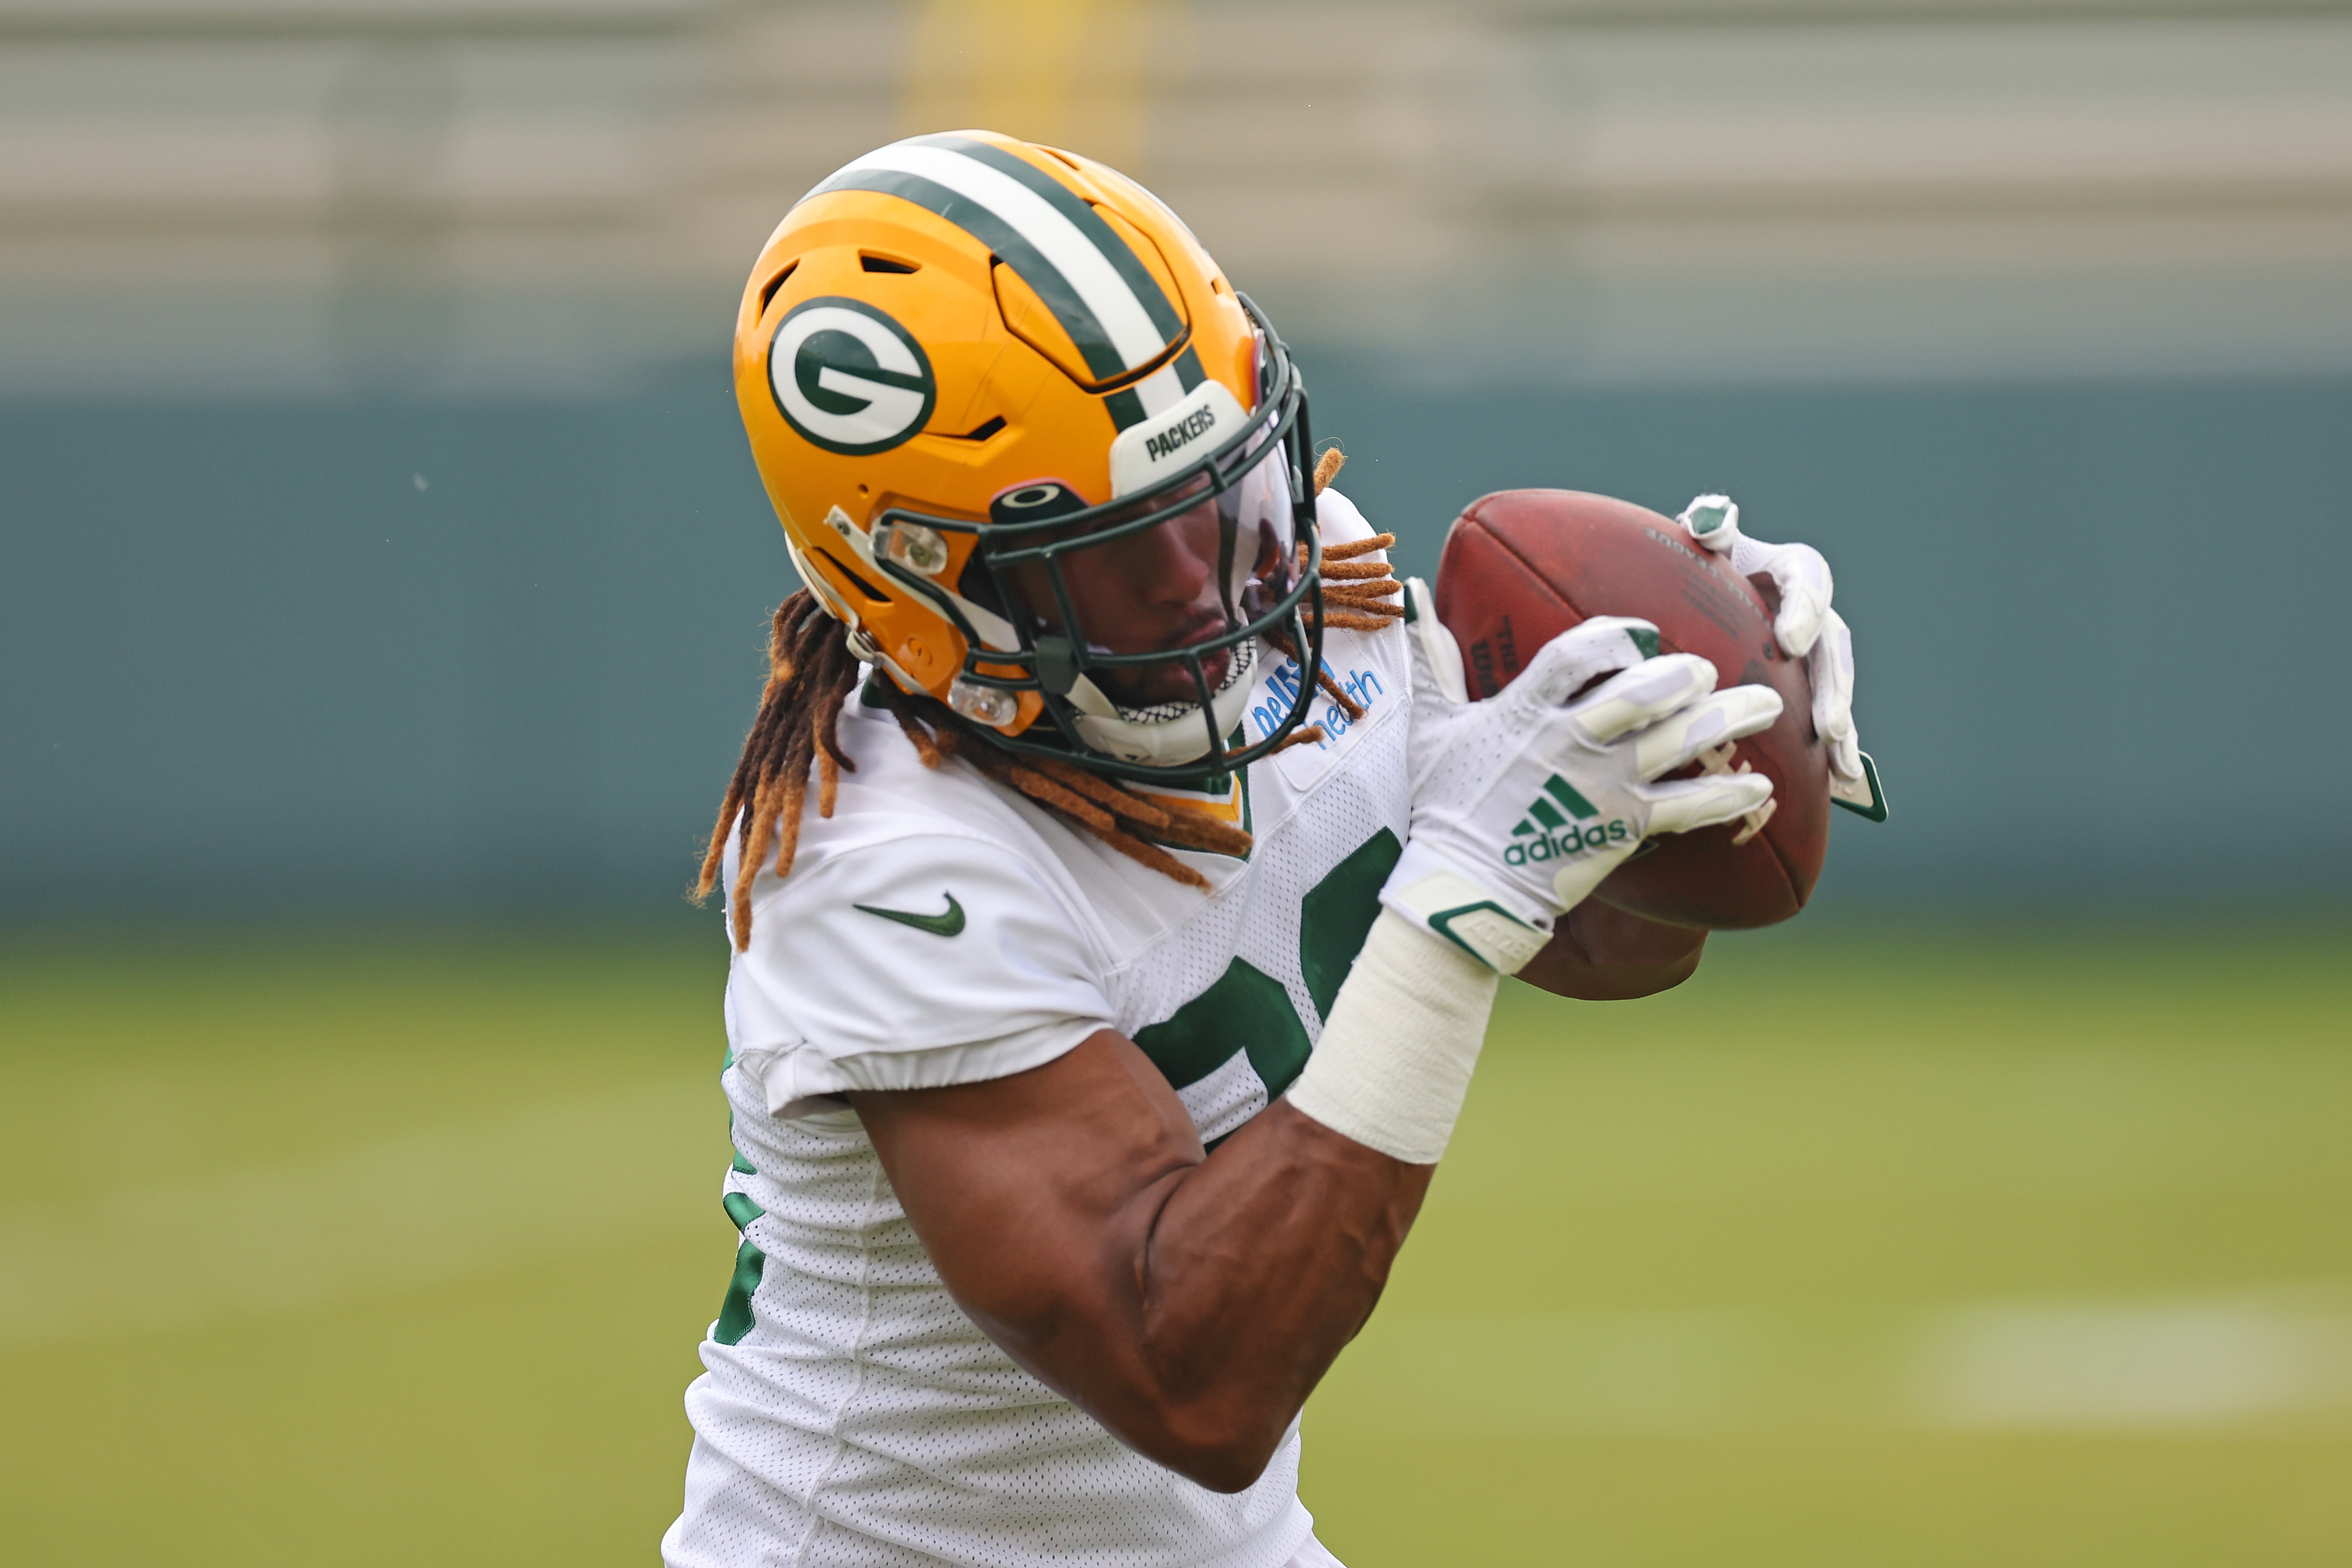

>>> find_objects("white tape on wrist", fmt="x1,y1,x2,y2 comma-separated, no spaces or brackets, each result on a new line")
1285,909,1501,1165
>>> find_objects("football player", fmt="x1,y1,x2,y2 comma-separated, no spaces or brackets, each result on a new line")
662,132,1868,1568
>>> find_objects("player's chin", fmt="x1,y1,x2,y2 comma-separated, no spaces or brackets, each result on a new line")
1097,646,1232,709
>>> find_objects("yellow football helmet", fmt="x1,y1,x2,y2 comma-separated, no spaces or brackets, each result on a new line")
733,130,1324,780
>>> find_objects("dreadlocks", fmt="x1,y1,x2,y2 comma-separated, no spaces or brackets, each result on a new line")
1266,448,1405,721
693,447,1401,950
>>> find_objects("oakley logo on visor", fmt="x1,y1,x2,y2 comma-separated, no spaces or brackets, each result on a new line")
769,296,937,456
989,481,1088,524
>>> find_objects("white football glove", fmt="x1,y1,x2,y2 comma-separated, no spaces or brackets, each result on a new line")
1676,494,1884,821
1381,581,1784,974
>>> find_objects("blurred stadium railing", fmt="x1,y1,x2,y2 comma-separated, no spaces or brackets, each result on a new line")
9,0,2352,394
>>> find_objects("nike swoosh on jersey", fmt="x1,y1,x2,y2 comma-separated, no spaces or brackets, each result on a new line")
852,893,966,937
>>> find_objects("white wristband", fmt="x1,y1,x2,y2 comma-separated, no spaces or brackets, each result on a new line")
1284,909,1501,1165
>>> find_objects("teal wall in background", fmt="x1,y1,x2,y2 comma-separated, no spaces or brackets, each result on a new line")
7,366,2348,920
1312,364,2352,914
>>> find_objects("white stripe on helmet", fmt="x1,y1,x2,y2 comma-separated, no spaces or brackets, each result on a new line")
1127,359,1189,418
825,143,1169,372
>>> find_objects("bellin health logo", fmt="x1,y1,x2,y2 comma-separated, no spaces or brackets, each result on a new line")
1504,774,1630,866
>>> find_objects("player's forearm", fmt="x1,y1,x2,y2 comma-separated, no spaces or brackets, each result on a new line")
949,1096,1428,1492
856,1035,1432,1492
1040,912,1501,1486
1100,1100,1432,1489
863,911,1501,1491
1084,915,1502,1483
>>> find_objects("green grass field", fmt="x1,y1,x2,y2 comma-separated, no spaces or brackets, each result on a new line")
3,920,2347,1565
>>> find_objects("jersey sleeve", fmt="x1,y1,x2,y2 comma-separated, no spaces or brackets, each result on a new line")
1315,485,1381,552
723,829,1115,1114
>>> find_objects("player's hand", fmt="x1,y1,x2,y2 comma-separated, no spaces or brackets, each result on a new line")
1383,581,1780,973
1676,495,1882,818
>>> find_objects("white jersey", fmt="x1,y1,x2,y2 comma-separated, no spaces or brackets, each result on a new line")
665,494,1410,1568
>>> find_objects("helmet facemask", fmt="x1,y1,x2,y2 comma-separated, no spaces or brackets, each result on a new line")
871,299,1326,782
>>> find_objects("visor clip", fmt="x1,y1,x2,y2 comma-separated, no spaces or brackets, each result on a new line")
1033,634,1081,697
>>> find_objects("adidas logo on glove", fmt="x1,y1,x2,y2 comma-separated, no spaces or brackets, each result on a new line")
1503,774,1632,866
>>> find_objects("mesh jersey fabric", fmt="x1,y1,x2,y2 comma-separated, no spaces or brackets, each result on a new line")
664,491,1411,1568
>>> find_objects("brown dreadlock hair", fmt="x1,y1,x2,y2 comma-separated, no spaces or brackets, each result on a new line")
693,447,1402,950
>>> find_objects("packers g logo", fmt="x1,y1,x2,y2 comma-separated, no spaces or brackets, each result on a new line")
768,296,936,456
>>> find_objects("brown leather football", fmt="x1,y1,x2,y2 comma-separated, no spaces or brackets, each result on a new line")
1434,489,1830,930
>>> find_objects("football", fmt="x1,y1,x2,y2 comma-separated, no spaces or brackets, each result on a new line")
1434,489,1831,929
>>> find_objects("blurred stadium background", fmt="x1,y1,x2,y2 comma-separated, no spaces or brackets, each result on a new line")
2,1,2348,1563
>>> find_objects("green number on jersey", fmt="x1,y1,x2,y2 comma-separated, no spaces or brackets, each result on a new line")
1131,828,1401,1102
1298,828,1402,1022
713,1189,767,1347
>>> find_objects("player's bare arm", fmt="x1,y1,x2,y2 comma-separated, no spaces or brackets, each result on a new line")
853,582,1785,1495
855,1033,1428,1492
